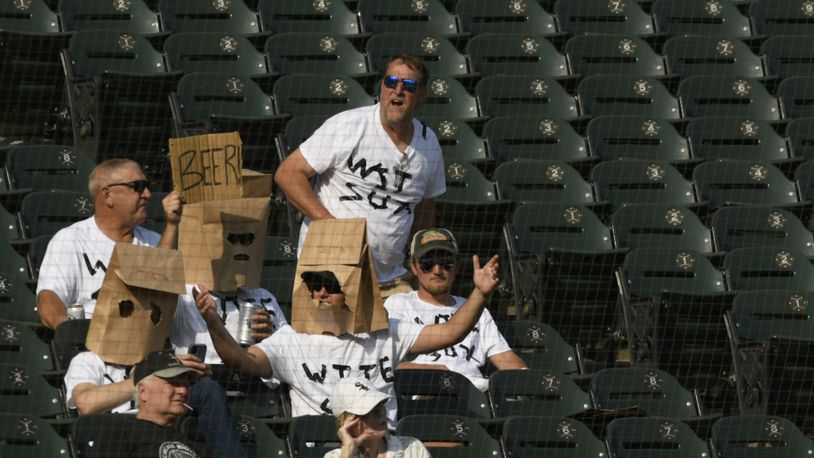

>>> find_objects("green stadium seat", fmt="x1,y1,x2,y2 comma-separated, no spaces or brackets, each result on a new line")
412,76,483,123
502,416,608,458
489,369,592,418
592,367,707,418
664,36,765,78
366,33,470,80
586,116,691,162
0,204,21,240
592,160,697,208
730,290,814,342
578,76,681,119
265,32,374,80
711,415,814,457
466,33,570,78
693,160,803,210
556,0,655,36
395,414,501,458
496,320,583,374
566,35,666,77
711,206,814,256
358,0,460,36
280,115,327,156
795,160,814,205
0,412,70,457
27,235,50,279
59,0,161,34
393,369,491,419
652,0,752,37
257,0,362,36
51,318,90,370
787,118,814,161
0,0,59,32
288,415,338,458
611,205,713,253
761,36,814,80
607,416,711,458
456,0,559,35
483,116,591,164
0,241,32,278
272,74,374,117
260,235,297,313
20,190,93,240
686,117,790,162
750,0,814,36
777,76,814,119
476,76,580,119
419,117,489,166
724,247,814,291
495,160,595,205
0,272,39,323
0,362,62,417
159,0,261,34
678,76,781,120
164,32,274,84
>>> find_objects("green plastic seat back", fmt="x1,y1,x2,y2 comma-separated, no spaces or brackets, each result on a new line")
731,290,814,342
777,76,814,119
281,115,328,155
787,118,814,161
678,76,781,120
693,160,799,208
0,0,59,33
490,369,591,417
0,412,70,457
261,235,297,311
359,0,459,35
591,367,698,417
653,0,752,37
497,320,580,373
6,145,95,193
0,320,54,371
712,415,814,457
20,190,94,239
289,415,341,458
0,273,39,322
396,414,501,458
438,161,496,202
258,0,361,36
556,0,654,35
0,241,31,277
750,0,814,35
52,318,90,370
0,204,20,240
761,36,814,80
687,117,789,161
477,75,579,119
456,0,558,35
0,362,62,417
413,76,481,121
503,416,607,458
393,369,491,419
587,116,690,161
495,160,594,204
68,30,166,76
592,160,696,207
607,416,711,458
712,206,814,256
273,74,374,117
176,73,275,121
164,32,268,76
664,36,765,78
484,116,588,163
612,205,712,253
724,247,814,291
419,117,487,163
59,0,160,34
795,160,814,202
265,33,370,76
622,248,726,298
466,33,569,78
578,76,681,119
159,0,260,33
566,35,666,76
512,203,614,253
365,32,468,77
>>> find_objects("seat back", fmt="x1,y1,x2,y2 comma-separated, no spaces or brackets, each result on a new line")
731,290,814,342
258,0,361,36
652,0,752,37
456,0,558,35
476,76,579,119
419,117,487,164
795,159,814,201
466,33,569,78
664,36,765,78
484,116,588,163
366,33,468,77
0,363,63,417
724,247,814,291
60,0,160,34
693,160,800,208
711,415,814,457
175,73,275,122
396,414,501,458
711,206,814,256
678,76,781,120
750,0,814,35
621,248,726,298
592,160,696,207
497,320,580,373
265,33,370,76
0,412,70,457
0,0,59,32
607,416,711,458
761,36,814,80
0,272,39,323
686,117,789,162
591,367,699,417
5,145,95,193
413,76,481,121
289,415,339,458
359,0,459,35
164,32,268,76
611,205,712,253
578,76,681,119
489,369,591,417
67,30,166,76
556,0,655,35
587,116,690,161
502,416,608,458
0,320,54,372
20,190,94,239
566,35,666,77
495,160,595,205
777,76,814,119
273,74,373,117
393,369,491,419
159,0,260,33
512,203,614,253
787,118,814,161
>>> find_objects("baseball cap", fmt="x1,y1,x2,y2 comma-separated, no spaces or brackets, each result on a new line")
132,351,197,385
330,376,390,417
409,228,459,260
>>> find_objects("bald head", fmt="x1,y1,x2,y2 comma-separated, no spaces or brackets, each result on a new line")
88,159,142,198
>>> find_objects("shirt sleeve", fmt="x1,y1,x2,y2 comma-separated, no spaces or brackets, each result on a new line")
298,112,359,175
390,318,423,362
254,329,292,384
35,233,79,305
169,294,195,355
479,309,511,358
64,352,105,410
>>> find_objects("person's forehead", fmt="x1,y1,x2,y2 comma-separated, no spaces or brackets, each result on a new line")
111,164,145,182
385,60,420,80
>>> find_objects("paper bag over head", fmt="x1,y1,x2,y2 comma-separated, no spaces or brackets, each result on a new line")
86,244,185,366
292,218,388,336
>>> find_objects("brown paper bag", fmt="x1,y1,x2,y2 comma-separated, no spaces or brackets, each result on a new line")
179,197,270,291
292,218,388,335
169,132,244,204
86,244,185,365
241,169,273,198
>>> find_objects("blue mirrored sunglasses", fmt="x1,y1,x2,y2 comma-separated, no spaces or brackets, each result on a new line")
383,75,419,93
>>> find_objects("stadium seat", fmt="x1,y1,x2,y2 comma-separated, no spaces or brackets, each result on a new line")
1,145,95,208
419,117,489,166
0,241,33,278
0,272,40,324
272,74,374,117
466,33,570,79
358,0,460,36
51,318,90,371
511,203,617,255
19,190,94,240
489,369,592,418
158,0,261,34
566,35,666,76
711,415,814,457
483,116,590,164
795,160,814,206
260,235,297,313
711,206,814,256
0,204,21,240
495,160,595,205
59,0,161,34
0,363,62,417
395,414,501,458
730,290,814,343
787,118,814,161
678,76,782,120
476,76,580,119
607,416,711,458
693,160,804,211
724,247,814,291
496,320,583,374
502,416,608,458
686,117,790,163
164,32,273,84
0,0,58,32
455,0,559,35
586,116,691,162
652,0,752,37
777,76,814,119
288,415,338,458
0,412,70,457
591,367,707,418
761,36,814,81
555,0,655,36
0,319,54,371
27,235,50,279
750,0,814,36
393,369,491,419
265,33,374,80
411,76,483,123
611,205,713,253
664,36,765,78
206,365,285,419
365,33,470,80
280,115,327,156
592,160,697,208
578,76,681,119
257,0,362,36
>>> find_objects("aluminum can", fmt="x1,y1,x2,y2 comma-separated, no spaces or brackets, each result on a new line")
237,302,261,346
67,304,85,320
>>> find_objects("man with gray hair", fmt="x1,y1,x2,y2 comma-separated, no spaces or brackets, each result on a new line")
36,158,184,328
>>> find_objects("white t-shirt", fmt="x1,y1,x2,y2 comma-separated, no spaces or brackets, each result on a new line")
254,319,423,428
64,351,135,414
171,286,288,365
298,104,446,282
36,217,161,317
323,435,430,458
384,291,511,392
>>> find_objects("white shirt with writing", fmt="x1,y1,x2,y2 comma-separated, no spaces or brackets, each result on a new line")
64,351,135,414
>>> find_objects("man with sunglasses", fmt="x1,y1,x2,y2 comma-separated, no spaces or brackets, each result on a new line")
385,229,526,391
275,55,445,298
36,158,184,329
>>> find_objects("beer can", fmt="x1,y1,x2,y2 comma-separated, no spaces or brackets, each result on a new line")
67,304,85,320
237,302,261,346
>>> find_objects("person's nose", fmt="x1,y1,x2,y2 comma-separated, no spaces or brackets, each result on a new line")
142,186,152,199
317,287,329,300
176,385,188,399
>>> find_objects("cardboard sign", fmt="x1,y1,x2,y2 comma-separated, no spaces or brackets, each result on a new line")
170,132,244,204
86,244,185,365
292,218,388,336
242,169,273,198
179,197,270,291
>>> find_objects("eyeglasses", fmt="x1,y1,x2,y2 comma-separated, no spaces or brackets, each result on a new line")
383,75,419,93
106,179,151,194
418,255,456,273
227,233,256,246
306,278,343,295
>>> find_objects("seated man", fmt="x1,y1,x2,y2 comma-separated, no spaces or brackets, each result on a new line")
385,229,526,391
73,351,217,457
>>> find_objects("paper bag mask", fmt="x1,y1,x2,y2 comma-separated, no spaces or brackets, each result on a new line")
86,244,185,365
292,218,388,336
179,197,270,291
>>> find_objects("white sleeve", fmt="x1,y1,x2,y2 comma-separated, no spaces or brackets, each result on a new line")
479,309,511,358
64,352,106,410
170,294,196,355
391,318,423,362
35,234,79,305
383,294,407,320
298,112,360,174
255,329,292,384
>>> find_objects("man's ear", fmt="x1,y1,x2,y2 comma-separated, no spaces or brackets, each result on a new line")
409,259,419,277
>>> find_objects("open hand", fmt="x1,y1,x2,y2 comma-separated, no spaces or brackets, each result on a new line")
472,254,500,295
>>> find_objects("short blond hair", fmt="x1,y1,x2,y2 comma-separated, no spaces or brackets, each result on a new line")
88,158,141,197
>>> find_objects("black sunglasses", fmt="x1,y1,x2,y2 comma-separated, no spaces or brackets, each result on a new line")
303,274,343,295
418,255,456,273
383,75,419,93
106,179,151,194
227,233,256,246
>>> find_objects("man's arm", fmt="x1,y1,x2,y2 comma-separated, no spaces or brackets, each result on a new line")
158,189,184,249
194,285,273,378
410,255,500,355
410,198,436,234
274,149,334,221
37,290,68,329
72,380,134,415
488,351,527,371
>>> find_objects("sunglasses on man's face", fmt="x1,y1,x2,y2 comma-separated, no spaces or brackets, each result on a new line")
418,256,456,273
106,179,151,194
227,233,256,246
383,75,419,93
306,278,343,295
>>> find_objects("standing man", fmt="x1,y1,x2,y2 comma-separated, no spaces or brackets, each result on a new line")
36,158,183,328
275,55,446,297
386,229,526,391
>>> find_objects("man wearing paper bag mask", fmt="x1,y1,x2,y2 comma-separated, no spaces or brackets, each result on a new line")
194,218,500,428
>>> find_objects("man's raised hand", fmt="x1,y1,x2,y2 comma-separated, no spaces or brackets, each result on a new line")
472,254,499,295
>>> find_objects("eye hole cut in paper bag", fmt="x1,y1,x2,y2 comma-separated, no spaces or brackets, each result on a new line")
170,132,244,204
86,244,185,366
292,218,388,336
